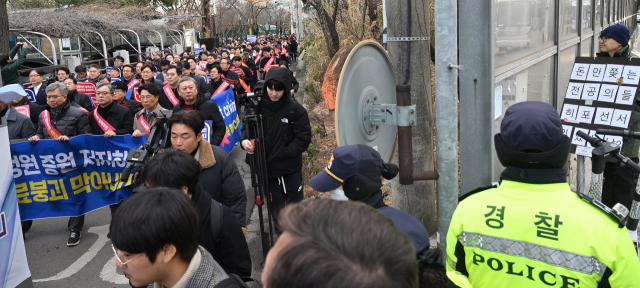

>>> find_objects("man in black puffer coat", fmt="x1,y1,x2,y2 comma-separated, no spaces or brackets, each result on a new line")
240,67,311,225
27,82,91,247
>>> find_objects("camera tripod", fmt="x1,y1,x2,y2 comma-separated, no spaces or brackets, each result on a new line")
244,105,275,259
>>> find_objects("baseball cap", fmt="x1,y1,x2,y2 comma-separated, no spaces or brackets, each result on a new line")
309,145,398,195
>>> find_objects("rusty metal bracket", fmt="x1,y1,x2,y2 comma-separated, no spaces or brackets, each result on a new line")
369,104,417,126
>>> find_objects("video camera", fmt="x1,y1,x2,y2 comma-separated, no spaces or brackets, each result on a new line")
238,80,265,110
121,110,174,185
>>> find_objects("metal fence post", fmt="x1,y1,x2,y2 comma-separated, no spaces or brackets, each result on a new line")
435,0,458,254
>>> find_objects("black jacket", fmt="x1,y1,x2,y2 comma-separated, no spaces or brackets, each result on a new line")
158,84,181,110
67,90,94,112
3,107,36,140
190,72,213,98
13,96,43,129
33,83,47,106
290,70,299,92
195,139,248,227
220,69,242,95
88,101,134,135
117,97,142,115
173,93,226,146
192,184,251,276
241,67,311,179
208,77,232,96
36,100,91,139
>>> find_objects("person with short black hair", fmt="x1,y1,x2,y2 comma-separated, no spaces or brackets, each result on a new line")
219,58,241,94
240,67,311,225
140,149,251,276
88,82,134,137
122,64,136,86
157,65,182,109
156,59,171,83
207,66,231,97
0,42,28,85
88,64,101,82
167,111,247,228
114,55,125,69
262,199,419,288
132,83,166,140
110,187,230,288
74,65,88,82
258,46,279,80
63,77,94,112
97,74,110,84
56,67,71,82
28,69,48,105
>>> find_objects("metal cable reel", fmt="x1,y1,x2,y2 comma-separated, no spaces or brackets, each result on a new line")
323,40,398,162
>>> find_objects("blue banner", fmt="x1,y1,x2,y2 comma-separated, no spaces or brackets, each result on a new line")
247,35,257,42
203,120,212,144
111,77,123,82
195,48,204,56
210,89,241,153
9,135,146,220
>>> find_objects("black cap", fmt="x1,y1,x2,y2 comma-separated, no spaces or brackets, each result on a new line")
111,81,127,91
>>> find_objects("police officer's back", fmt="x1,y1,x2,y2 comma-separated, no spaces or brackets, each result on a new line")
446,102,640,287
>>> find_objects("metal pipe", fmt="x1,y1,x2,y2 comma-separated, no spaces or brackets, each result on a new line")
412,171,440,181
11,30,58,65
144,35,158,49
90,32,109,67
17,34,53,64
117,32,140,53
80,36,105,58
170,29,184,46
171,29,185,46
577,155,585,194
397,85,414,185
167,32,180,46
119,29,142,62
152,31,165,55
434,0,458,254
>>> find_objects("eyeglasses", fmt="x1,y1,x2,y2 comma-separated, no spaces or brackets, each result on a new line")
29,74,41,78
141,70,153,74
599,36,611,42
112,245,143,269
46,95,62,100
96,91,111,96
115,60,123,63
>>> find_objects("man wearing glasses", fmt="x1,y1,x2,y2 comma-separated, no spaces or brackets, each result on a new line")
27,82,91,246
110,188,230,288
28,69,47,106
88,82,134,138
155,59,170,84
114,56,125,70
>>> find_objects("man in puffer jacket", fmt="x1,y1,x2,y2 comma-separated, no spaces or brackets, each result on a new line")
28,82,91,247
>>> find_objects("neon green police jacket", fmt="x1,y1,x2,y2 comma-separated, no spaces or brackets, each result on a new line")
446,168,640,288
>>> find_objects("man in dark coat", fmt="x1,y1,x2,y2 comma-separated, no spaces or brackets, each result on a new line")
27,82,91,247
173,76,226,146
88,82,134,137
0,101,35,140
207,66,232,97
63,78,94,112
220,58,242,95
240,67,311,224
167,111,248,229
111,81,142,115
158,65,182,109
140,149,251,276
179,61,212,98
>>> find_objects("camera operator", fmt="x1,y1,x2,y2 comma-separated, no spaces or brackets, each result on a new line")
445,102,640,287
0,42,28,85
139,149,251,276
240,67,311,226
167,111,248,229
172,76,226,146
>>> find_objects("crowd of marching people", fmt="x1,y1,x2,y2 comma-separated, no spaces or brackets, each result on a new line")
4,26,640,288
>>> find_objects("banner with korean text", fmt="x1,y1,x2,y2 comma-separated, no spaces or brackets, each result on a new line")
10,135,146,221
211,89,241,153
0,119,31,287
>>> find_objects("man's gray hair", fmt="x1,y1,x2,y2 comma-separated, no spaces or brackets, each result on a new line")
96,82,114,94
178,76,198,88
45,82,68,95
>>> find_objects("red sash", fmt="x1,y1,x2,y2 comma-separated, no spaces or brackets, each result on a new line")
138,114,151,135
163,78,168,85
266,57,274,67
127,79,141,91
14,105,30,117
163,85,179,106
42,110,62,139
241,62,254,75
265,64,279,73
231,67,245,77
221,74,238,86
77,107,89,115
239,79,251,93
212,81,230,98
93,110,116,133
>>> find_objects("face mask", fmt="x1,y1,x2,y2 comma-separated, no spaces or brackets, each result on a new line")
329,188,348,201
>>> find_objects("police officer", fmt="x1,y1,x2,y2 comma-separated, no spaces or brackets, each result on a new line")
445,102,640,287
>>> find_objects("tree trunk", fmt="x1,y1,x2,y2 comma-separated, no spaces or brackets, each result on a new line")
387,0,436,235
203,0,211,37
0,0,8,55
307,0,340,59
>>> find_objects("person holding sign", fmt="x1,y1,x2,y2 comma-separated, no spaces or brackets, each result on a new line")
0,41,28,85
27,82,91,246
220,58,241,94
172,77,226,146
88,82,134,138
444,102,640,288
597,24,640,213
11,94,43,128
132,83,167,140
